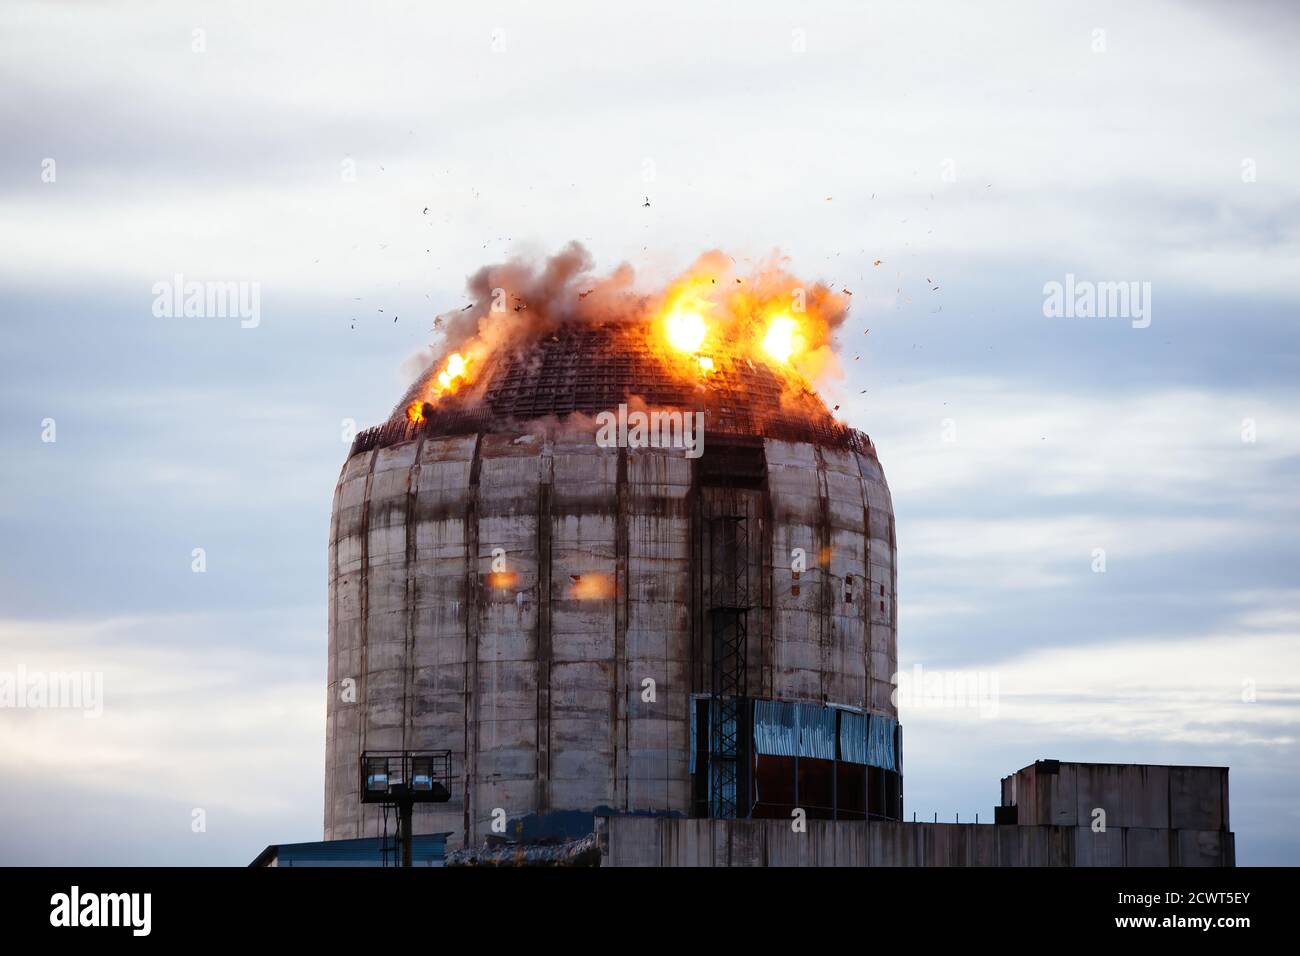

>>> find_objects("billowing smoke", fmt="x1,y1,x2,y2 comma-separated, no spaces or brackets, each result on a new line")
398,243,851,418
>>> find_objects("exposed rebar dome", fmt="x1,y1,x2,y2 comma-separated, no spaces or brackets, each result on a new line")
354,323,871,458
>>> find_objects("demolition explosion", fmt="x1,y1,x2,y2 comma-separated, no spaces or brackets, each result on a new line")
285,245,1235,868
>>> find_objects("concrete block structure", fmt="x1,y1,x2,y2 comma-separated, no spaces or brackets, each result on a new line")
597,760,1234,866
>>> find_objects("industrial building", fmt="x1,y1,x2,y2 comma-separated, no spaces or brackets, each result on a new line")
313,322,1234,867
596,760,1233,866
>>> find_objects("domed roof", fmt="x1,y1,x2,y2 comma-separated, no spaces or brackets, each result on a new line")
351,322,871,458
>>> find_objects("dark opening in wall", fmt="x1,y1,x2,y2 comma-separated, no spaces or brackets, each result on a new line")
837,763,867,820
752,755,796,817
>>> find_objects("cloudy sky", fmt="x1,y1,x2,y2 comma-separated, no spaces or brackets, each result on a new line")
1,1,1297,864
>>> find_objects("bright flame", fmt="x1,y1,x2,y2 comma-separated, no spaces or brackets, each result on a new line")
407,351,472,422
665,309,707,353
762,314,803,364
436,352,468,391
411,249,852,429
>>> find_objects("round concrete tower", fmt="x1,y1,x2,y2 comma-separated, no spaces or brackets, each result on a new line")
324,324,900,846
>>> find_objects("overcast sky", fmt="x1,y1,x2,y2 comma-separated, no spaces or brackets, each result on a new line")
1,1,1297,864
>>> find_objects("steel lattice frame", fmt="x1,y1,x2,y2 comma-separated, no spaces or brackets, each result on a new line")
707,513,750,819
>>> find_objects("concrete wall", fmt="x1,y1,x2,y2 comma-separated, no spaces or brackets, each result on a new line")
1001,762,1230,832
763,442,896,715
325,422,898,847
598,816,1235,867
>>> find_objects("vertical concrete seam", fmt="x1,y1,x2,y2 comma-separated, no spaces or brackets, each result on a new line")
536,436,554,813
615,445,630,811
760,445,774,701
401,434,426,758
813,445,832,704
850,449,872,710
325,466,345,839
463,432,483,845
355,447,379,838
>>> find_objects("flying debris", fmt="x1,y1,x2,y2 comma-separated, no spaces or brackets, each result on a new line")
397,245,853,429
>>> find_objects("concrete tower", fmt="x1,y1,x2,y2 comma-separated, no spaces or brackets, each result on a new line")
324,325,900,846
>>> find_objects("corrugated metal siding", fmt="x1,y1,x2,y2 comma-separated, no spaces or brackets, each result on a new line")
752,699,838,760
753,699,799,756
839,711,867,765
797,703,837,760
867,714,897,771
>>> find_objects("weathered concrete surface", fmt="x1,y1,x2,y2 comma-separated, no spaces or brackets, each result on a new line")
597,816,1235,867
1001,761,1229,832
764,440,897,714
325,423,898,847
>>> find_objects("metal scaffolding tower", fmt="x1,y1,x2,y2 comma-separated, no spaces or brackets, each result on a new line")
707,513,750,819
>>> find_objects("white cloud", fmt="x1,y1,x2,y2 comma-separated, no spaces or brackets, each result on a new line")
901,626,1300,749
2,1,1298,300
848,379,1300,508
0,612,323,818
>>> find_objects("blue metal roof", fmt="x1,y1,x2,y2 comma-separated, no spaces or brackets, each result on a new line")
250,834,450,867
